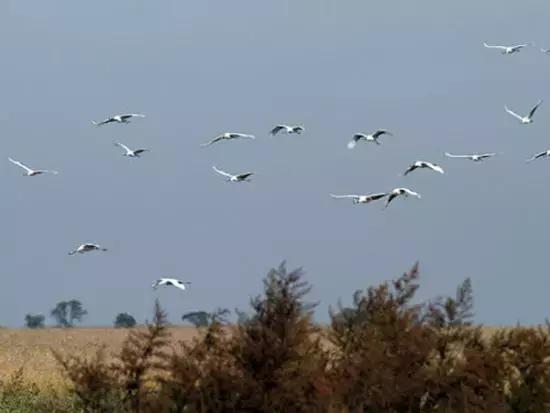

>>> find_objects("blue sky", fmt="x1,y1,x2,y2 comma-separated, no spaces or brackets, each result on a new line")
2,0,550,326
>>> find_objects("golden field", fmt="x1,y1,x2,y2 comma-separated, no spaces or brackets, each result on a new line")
0,325,509,390
0,327,200,388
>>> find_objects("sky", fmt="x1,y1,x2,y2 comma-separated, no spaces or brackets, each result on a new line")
1,0,550,327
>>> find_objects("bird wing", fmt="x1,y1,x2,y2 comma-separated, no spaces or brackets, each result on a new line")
293,126,304,133
505,106,524,121
232,133,255,140
121,113,145,120
212,166,233,178
510,44,527,51
134,149,149,155
91,118,113,126
8,158,33,173
237,172,253,180
201,136,223,146
366,193,388,202
425,162,444,173
114,142,132,152
444,152,469,159
36,169,59,175
403,165,417,176
270,125,286,135
385,193,399,208
372,129,391,138
173,281,188,291
479,153,496,159
527,151,547,162
529,100,543,119
483,42,506,50
330,194,359,200
152,279,164,289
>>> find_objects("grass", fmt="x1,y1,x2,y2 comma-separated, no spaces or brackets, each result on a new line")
0,326,199,389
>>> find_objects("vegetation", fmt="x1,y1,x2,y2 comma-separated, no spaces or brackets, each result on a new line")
3,262,550,411
181,308,230,327
50,300,87,328
115,312,138,328
24,313,45,329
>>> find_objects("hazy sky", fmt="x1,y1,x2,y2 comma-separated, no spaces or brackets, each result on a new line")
2,0,550,327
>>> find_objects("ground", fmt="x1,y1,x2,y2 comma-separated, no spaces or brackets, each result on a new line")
0,326,200,388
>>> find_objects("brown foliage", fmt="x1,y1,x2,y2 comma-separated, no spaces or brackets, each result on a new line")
48,262,550,412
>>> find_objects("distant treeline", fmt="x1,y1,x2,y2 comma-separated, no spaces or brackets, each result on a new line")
2,262,550,412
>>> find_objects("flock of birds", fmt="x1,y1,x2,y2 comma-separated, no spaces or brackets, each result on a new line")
7,41,550,294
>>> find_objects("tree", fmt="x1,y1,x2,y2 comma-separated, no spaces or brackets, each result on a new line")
114,312,137,328
50,300,87,327
181,308,230,328
24,313,45,328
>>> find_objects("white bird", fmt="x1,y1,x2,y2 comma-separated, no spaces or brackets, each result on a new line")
385,188,421,209
330,193,388,205
68,243,107,255
527,149,550,162
444,152,496,162
348,130,392,149
505,100,542,124
404,161,444,176
91,113,145,126
8,157,58,176
114,142,149,157
212,166,253,182
483,42,528,55
152,278,191,291
270,124,304,136
201,132,255,146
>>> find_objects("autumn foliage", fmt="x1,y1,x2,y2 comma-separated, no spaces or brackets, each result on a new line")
14,262,550,412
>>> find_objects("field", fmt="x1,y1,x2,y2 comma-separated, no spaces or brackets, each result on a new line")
0,327,200,388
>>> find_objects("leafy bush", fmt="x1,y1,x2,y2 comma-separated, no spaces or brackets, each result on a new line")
24,313,45,329
115,312,137,328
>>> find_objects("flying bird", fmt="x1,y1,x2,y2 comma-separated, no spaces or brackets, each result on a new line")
212,166,253,182
330,193,388,204
8,157,58,176
152,278,191,291
483,42,528,55
113,142,149,158
348,130,392,149
201,132,255,146
541,48,550,55
91,113,145,126
444,152,496,162
385,188,421,209
404,161,444,176
270,124,304,136
527,150,550,162
505,100,542,124
68,243,107,255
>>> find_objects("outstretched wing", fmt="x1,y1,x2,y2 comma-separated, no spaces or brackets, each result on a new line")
212,166,233,178
505,106,524,121
201,136,224,146
365,193,388,202
114,142,132,152
134,149,149,155
479,153,496,159
385,193,399,208
270,125,286,135
8,157,33,173
527,151,548,162
91,118,114,126
36,169,59,175
173,281,188,291
372,129,392,139
510,44,527,51
120,113,145,120
426,163,444,173
444,152,469,159
403,164,417,176
483,42,506,50
231,133,255,140
330,194,359,200
529,100,543,119
237,172,253,180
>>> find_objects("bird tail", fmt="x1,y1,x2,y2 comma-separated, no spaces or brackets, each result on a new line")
347,141,356,150
91,120,98,126
68,250,76,255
